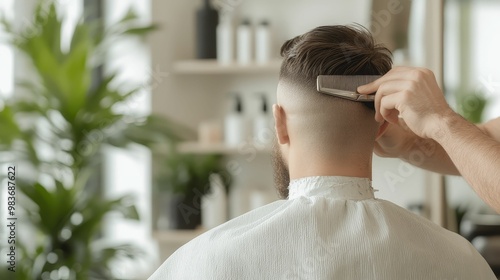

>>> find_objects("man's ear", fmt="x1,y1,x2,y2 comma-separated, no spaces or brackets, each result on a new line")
375,120,389,140
273,104,289,145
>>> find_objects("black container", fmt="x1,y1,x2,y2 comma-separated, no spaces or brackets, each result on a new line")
196,0,219,59
168,194,202,229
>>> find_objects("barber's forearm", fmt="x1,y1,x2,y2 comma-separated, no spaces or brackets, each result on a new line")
434,111,500,213
399,118,500,176
400,136,459,176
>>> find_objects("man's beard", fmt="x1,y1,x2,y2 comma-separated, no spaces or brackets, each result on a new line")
272,139,290,199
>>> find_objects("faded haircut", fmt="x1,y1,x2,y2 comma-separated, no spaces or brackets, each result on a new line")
274,25,393,199
279,25,393,89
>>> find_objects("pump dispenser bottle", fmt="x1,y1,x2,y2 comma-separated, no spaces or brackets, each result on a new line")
253,94,271,146
224,94,246,146
237,19,252,64
195,0,218,59
216,13,233,64
255,20,271,63
202,173,228,229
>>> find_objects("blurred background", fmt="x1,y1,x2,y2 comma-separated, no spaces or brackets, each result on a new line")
0,0,499,279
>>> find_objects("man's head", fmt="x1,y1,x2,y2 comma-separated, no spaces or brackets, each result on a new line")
272,25,392,199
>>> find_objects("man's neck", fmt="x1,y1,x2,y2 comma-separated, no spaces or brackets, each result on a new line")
288,150,373,180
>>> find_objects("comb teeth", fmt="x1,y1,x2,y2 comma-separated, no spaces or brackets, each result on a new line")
317,75,381,93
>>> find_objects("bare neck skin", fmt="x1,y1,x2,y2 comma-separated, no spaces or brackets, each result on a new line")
274,81,384,182
287,144,374,180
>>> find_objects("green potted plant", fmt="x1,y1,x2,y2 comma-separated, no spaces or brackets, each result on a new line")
456,89,489,124
155,153,228,230
0,1,189,279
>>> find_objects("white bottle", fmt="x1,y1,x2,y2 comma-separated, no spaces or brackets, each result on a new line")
224,94,246,146
237,19,252,65
202,173,228,229
249,189,276,210
216,14,233,64
255,20,271,64
229,179,250,219
253,94,272,147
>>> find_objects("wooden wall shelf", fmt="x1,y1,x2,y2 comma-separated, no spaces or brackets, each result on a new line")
172,59,282,75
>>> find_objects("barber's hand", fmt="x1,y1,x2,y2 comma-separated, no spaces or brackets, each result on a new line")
358,67,453,139
373,120,416,158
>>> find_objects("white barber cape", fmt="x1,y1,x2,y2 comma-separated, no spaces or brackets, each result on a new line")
149,176,496,280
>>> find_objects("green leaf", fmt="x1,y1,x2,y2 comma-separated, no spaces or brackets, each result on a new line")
71,194,139,244
91,243,143,278
12,100,48,115
113,196,140,220
18,36,69,115
123,24,159,35
41,3,63,61
103,9,157,40
19,182,58,233
118,8,140,24
0,13,14,38
86,73,118,110
70,21,91,54
61,38,91,121
0,105,22,147
21,132,41,166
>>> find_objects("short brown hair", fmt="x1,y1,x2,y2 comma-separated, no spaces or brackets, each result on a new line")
280,25,392,87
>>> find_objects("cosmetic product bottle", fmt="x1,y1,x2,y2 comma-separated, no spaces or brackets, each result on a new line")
224,94,246,146
217,13,234,64
253,94,272,146
198,120,222,144
196,0,218,59
237,19,252,64
229,179,250,219
255,20,271,64
250,189,275,210
202,173,228,229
